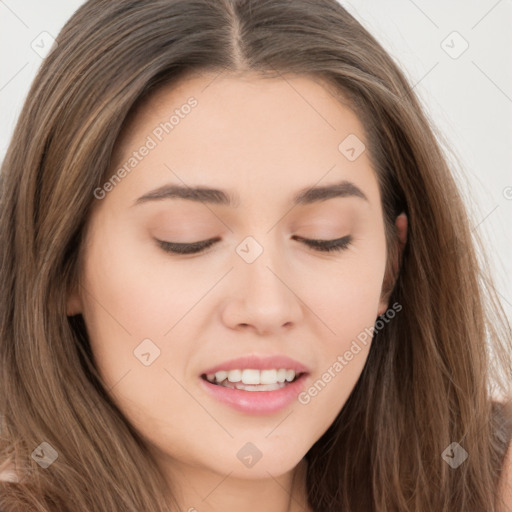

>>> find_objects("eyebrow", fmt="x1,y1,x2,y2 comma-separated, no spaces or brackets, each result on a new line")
132,179,368,208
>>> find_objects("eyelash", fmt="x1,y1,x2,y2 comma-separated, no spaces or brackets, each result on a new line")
157,235,352,255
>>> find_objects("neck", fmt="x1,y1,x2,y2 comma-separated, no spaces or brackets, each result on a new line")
155,452,311,512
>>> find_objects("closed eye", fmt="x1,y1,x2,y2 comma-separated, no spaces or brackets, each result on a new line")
156,235,352,255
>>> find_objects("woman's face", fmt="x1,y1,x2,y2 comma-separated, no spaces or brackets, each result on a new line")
68,72,395,483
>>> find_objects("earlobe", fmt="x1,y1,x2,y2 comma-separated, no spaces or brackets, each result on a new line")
66,286,83,317
395,212,408,252
377,212,408,316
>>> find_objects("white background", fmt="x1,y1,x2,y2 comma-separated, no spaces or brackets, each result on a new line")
0,0,511,322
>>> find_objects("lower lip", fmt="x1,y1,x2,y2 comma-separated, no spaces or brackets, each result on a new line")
199,373,309,415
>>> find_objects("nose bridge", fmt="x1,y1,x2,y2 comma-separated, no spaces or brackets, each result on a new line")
232,190,296,268
235,217,284,274
235,229,296,306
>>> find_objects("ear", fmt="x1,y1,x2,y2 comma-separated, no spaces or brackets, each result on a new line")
66,282,83,317
377,212,408,316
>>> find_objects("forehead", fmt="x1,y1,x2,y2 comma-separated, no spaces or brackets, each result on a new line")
106,71,378,211
127,71,361,138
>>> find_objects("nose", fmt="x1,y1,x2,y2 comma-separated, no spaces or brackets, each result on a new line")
220,235,304,335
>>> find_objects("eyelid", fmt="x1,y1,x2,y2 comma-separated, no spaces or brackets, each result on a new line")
157,237,220,255
291,234,351,251
156,235,352,255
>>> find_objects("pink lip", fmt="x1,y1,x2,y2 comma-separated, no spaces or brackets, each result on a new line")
200,354,310,375
199,372,310,415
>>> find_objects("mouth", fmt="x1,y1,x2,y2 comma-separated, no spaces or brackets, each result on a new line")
198,367,310,414
200,369,308,392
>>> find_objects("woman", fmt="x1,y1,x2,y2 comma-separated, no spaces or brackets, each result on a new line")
1,1,511,510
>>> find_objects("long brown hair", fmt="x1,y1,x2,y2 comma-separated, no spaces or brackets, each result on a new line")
1,1,511,510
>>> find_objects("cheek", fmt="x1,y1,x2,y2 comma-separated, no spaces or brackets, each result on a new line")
304,238,387,341
79,227,212,398
295,283,383,433
295,233,387,413
81,226,187,338
78,232,201,440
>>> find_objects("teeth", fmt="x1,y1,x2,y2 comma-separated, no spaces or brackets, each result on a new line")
227,369,242,382
215,370,228,382
205,368,300,386
260,369,277,384
220,380,288,392
242,369,261,384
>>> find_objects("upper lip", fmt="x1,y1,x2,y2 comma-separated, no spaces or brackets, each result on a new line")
201,354,310,376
